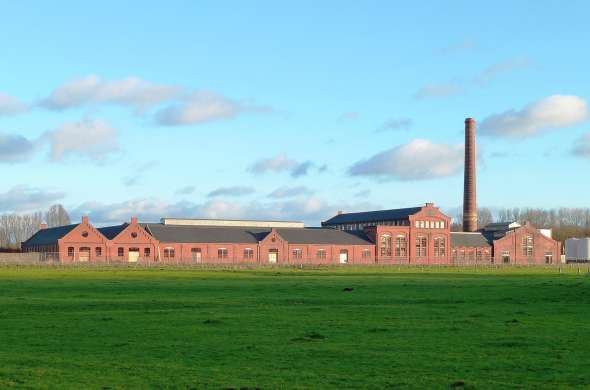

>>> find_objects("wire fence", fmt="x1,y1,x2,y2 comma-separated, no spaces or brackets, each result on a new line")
2,252,589,274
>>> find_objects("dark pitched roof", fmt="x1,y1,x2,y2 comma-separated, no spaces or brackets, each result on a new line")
451,232,492,247
322,207,423,225
481,222,520,232
97,223,129,240
142,224,373,245
276,228,372,245
22,224,79,247
143,224,270,243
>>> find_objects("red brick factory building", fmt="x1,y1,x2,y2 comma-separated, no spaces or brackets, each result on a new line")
22,118,561,265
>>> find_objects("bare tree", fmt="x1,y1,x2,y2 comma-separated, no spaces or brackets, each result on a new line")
45,204,71,227
478,208,494,228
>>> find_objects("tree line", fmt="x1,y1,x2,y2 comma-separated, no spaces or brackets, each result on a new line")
451,207,590,242
0,205,70,249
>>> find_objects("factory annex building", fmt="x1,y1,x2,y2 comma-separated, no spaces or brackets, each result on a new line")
22,204,560,265
22,117,561,265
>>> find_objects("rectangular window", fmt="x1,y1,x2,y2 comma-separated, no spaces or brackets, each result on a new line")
395,235,407,257
218,248,228,259
362,249,371,259
244,248,254,259
544,252,553,264
118,247,124,257
502,251,510,264
317,249,326,259
144,248,151,257
95,247,102,257
415,237,427,257
163,248,175,258
68,247,74,257
441,221,445,229
293,249,302,259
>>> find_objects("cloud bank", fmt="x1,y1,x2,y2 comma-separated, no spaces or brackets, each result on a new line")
40,75,180,110
0,93,28,116
480,95,588,137
0,133,35,163
349,139,464,180
0,185,66,213
43,119,119,162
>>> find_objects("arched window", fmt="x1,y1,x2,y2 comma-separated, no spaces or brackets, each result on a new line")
395,235,407,257
416,236,427,257
434,238,445,257
380,234,392,256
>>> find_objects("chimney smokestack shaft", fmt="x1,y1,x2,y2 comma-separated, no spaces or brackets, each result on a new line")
463,118,477,232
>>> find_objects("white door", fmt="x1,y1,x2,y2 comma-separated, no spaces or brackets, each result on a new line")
339,250,348,264
79,248,90,262
268,251,278,264
128,250,140,262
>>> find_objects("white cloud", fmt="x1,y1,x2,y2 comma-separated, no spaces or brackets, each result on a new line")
572,132,590,158
248,154,322,178
480,95,589,137
349,139,464,180
43,119,119,162
0,185,66,213
474,57,531,85
268,186,313,199
40,75,180,111
414,83,462,99
208,186,255,198
0,93,28,116
155,91,271,126
0,133,35,163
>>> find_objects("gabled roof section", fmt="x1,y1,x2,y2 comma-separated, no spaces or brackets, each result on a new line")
97,223,129,240
451,232,492,247
22,224,79,247
322,207,423,225
143,224,271,244
276,228,372,245
481,222,521,232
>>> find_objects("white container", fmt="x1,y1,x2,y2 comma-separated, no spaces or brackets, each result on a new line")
565,238,579,261
578,238,590,261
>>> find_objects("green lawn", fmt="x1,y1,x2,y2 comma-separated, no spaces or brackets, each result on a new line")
0,266,589,389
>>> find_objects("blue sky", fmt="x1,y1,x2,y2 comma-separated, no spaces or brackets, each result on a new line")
1,1,589,225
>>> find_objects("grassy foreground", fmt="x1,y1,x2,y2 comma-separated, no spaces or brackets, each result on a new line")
0,266,589,389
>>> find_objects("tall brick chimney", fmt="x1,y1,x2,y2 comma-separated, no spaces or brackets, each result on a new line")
463,117,477,232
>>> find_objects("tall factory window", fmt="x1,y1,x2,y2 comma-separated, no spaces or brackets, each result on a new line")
118,247,124,257
217,248,228,259
416,236,427,257
293,249,302,259
317,249,326,259
362,249,371,259
67,247,74,257
434,238,445,257
395,235,407,257
521,236,534,257
243,248,254,259
380,234,392,256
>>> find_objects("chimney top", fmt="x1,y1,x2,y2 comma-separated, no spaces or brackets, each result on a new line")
425,202,434,207
82,216,89,224
337,210,343,215
465,117,476,123
39,223,48,230
131,216,138,225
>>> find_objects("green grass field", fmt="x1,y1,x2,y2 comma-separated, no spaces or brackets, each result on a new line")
1,266,589,389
